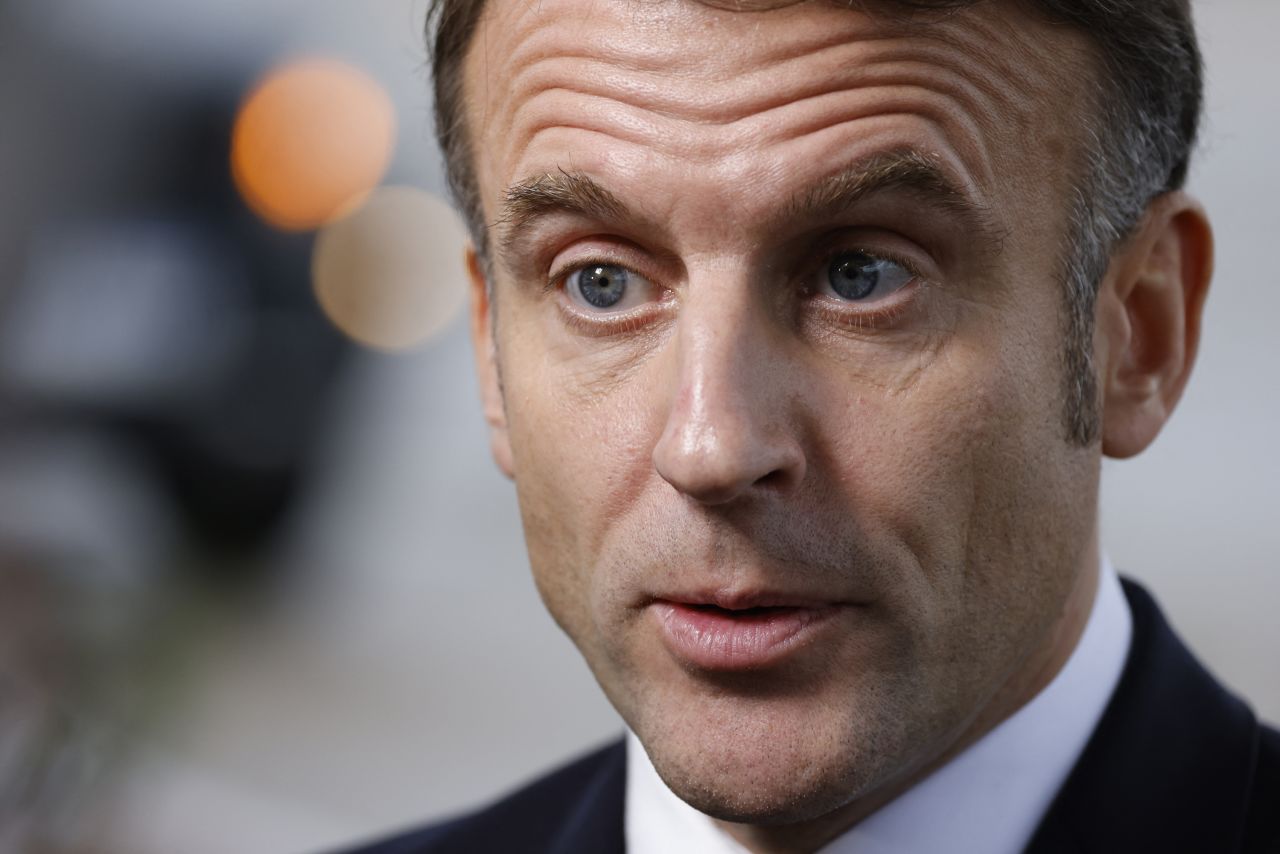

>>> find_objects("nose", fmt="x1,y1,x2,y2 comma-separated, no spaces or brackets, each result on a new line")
651,277,807,505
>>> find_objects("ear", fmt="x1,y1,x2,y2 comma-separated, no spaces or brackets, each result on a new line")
1096,192,1213,459
467,246,515,479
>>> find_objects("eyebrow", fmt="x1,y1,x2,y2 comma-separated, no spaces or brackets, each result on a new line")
779,149,999,241
496,169,631,261
494,150,1000,262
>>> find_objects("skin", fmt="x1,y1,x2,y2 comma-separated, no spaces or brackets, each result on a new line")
458,1,1214,850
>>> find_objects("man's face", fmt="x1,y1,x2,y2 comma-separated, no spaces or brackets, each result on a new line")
464,0,1102,831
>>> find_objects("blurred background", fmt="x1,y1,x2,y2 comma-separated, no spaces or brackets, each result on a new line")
0,0,1274,851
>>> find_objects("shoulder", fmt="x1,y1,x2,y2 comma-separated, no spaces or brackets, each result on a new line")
1028,578,1279,853
1244,721,1280,853
332,737,627,854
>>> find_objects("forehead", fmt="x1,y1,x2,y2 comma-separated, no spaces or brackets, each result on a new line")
462,0,1092,240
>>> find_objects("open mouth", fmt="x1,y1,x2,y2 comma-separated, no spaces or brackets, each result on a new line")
685,603,803,618
651,601,840,671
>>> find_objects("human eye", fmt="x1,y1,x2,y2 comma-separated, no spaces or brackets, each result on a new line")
816,250,916,304
561,262,657,314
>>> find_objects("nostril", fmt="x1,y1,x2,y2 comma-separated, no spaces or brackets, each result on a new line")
753,467,795,491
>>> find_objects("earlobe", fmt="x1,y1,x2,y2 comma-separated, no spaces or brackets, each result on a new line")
1098,193,1213,459
467,246,516,479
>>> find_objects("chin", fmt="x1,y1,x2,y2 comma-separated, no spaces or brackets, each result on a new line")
655,747,870,827
674,776,858,827
638,697,917,827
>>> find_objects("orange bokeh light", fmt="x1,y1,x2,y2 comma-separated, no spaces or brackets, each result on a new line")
231,58,396,231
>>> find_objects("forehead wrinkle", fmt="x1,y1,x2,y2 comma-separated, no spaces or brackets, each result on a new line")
870,6,1096,144
479,0,1085,143
508,88,677,162
484,0,737,115
507,48,999,132
501,23,1029,127
493,38,1058,196
501,56,1013,180
504,79,997,203
496,0,890,81
731,84,992,176
904,4,1093,95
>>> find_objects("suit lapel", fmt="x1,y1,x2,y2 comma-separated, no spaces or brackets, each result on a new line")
1025,580,1260,853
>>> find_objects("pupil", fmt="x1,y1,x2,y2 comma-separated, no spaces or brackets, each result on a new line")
579,264,628,308
829,253,879,300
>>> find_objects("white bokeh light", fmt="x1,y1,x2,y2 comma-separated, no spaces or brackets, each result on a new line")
311,186,470,351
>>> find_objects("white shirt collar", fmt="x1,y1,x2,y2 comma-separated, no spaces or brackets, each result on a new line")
625,558,1133,854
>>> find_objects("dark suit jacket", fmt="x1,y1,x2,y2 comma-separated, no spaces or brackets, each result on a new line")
340,581,1280,853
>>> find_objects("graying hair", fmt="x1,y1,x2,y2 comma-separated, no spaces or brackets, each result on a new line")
1052,5,1202,443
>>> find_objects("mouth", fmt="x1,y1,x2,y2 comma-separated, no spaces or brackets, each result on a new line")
650,598,843,672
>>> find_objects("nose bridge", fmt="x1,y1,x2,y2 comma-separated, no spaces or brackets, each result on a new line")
652,268,805,504
678,278,767,439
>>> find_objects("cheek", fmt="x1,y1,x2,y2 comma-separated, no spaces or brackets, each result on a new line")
499,325,664,641
847,315,1094,663
820,311,1069,589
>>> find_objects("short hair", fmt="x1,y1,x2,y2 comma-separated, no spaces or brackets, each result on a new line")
426,0,1203,446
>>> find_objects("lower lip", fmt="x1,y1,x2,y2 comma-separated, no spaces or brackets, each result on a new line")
651,602,841,671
